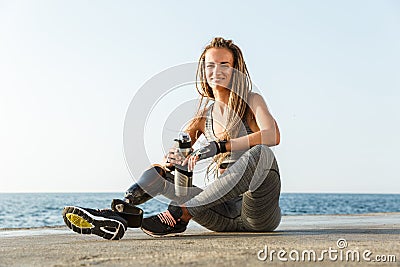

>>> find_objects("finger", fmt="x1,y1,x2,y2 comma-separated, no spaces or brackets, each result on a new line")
179,158,186,166
168,154,183,166
189,156,197,172
188,157,193,172
166,155,175,163
166,151,174,161
168,152,182,162
191,158,196,172
171,159,181,166
174,155,183,163
166,156,178,165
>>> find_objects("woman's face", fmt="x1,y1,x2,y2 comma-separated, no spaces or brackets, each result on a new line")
204,48,234,91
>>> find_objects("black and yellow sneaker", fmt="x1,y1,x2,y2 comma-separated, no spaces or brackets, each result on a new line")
62,206,127,240
141,203,188,237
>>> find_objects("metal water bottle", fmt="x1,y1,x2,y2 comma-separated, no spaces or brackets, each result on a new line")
174,132,193,197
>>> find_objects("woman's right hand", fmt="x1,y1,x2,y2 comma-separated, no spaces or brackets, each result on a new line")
162,147,185,168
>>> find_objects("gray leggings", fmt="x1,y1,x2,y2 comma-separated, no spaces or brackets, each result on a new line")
161,144,281,232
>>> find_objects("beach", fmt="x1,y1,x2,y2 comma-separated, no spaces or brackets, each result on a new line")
1,213,399,266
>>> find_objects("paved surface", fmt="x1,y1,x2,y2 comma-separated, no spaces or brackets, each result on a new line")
0,213,399,266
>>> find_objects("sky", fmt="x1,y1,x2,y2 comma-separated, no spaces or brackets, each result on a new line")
0,0,399,193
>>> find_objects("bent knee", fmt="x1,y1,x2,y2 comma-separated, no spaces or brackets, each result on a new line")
248,145,279,172
249,144,275,158
250,144,272,152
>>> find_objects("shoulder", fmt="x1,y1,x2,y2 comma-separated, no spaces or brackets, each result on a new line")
248,92,268,109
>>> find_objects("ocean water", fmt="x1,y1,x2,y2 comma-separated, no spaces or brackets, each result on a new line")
0,193,399,229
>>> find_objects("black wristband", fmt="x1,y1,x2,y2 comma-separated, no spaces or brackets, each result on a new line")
218,140,227,153
211,141,221,154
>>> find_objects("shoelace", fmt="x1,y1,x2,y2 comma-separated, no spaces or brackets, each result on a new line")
157,210,177,227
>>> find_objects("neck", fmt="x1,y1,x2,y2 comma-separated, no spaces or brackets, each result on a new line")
212,88,230,116
213,87,230,105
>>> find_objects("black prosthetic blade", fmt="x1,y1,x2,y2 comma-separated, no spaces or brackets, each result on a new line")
111,199,143,228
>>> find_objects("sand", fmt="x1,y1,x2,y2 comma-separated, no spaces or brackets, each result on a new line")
0,213,399,266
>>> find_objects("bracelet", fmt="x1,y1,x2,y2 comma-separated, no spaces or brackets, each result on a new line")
218,140,227,153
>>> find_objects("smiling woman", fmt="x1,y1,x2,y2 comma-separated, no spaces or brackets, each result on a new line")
135,37,282,237
62,37,282,240
186,38,280,174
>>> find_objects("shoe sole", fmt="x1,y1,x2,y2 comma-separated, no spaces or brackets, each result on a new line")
140,227,184,238
62,206,126,240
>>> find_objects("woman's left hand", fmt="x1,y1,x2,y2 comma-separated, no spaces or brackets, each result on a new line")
182,141,224,171
182,154,200,172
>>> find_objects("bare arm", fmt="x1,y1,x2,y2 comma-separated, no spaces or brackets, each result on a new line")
226,93,280,151
183,96,279,171
184,117,205,147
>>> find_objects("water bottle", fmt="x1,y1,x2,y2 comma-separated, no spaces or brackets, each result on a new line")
174,132,193,197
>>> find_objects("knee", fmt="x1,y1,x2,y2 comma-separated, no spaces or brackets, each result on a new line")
247,145,278,172
249,144,275,158
150,164,166,175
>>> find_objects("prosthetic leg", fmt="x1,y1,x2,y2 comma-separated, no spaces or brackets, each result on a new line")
124,164,174,205
110,164,174,228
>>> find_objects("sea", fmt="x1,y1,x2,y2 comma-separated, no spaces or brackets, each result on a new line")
0,193,399,229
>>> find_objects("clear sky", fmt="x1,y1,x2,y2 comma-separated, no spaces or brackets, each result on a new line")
0,0,399,193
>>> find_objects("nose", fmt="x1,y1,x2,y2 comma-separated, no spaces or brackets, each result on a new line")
213,64,223,76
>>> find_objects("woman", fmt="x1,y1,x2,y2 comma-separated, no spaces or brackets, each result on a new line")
139,37,281,236
62,37,281,239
